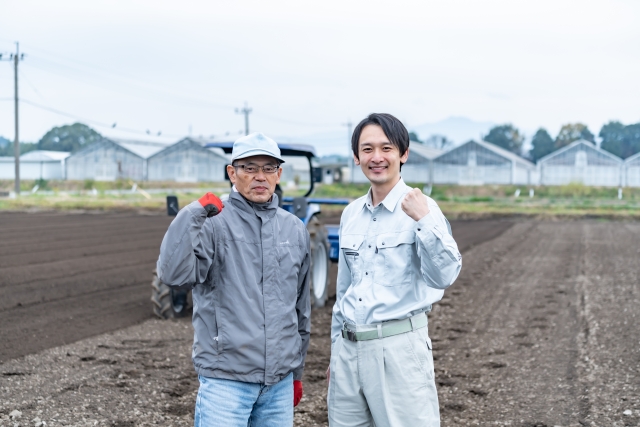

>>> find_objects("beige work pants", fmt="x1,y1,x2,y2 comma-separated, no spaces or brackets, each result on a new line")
328,321,440,427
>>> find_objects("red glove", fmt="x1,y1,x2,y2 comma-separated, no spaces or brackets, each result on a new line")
198,193,223,217
293,380,303,407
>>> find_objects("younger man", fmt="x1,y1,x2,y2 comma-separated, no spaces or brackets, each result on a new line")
328,114,462,426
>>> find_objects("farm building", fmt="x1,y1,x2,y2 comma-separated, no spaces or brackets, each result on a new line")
350,143,443,184
433,140,536,185
0,150,70,180
66,138,168,181
402,143,443,184
538,140,623,187
147,137,228,182
624,151,640,187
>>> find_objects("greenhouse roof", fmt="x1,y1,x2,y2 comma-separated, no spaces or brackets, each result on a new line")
538,140,623,165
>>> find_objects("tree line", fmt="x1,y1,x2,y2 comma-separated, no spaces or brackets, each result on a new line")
2,120,639,163
482,121,640,162
411,121,640,163
0,123,102,156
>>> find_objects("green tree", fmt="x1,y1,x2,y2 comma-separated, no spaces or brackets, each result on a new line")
38,123,102,152
484,124,524,154
529,128,555,162
408,131,422,143
0,141,38,156
554,123,595,149
599,121,640,159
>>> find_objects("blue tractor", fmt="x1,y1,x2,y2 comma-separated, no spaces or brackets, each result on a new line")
151,142,347,319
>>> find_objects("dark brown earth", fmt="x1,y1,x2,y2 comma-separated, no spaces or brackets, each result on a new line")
2,212,639,426
0,211,173,362
0,211,508,363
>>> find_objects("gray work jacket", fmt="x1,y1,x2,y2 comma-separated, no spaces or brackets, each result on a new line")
156,191,311,385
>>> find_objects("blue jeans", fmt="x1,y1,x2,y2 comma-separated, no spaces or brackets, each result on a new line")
194,373,293,427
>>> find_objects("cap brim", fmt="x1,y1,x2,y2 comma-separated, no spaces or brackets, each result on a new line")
232,148,285,163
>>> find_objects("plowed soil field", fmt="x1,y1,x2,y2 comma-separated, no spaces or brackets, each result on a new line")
1,212,638,426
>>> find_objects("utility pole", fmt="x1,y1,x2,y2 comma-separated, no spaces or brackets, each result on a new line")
1,42,25,196
342,120,353,183
235,102,252,136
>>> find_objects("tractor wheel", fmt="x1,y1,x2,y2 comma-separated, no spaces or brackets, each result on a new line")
151,269,190,319
307,215,330,308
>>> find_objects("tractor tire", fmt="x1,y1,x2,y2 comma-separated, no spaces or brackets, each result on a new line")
307,215,330,309
151,269,190,319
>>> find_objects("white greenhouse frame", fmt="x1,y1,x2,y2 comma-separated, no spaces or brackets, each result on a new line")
624,151,640,187
538,140,623,187
147,138,228,182
432,140,536,185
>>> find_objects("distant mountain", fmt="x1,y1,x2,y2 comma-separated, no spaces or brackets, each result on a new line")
0,136,10,146
409,117,495,145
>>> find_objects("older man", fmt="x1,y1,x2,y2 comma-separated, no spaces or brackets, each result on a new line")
157,132,311,427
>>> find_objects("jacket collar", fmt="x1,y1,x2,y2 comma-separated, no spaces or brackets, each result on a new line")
364,178,408,213
229,189,279,218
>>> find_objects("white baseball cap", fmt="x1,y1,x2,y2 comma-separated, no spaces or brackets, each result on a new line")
231,132,285,163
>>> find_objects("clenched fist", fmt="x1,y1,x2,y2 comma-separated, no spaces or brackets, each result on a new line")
198,192,224,217
401,188,430,222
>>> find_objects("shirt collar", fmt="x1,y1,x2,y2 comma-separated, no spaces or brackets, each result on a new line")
364,178,408,213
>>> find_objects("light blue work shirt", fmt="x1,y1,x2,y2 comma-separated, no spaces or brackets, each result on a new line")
331,178,462,343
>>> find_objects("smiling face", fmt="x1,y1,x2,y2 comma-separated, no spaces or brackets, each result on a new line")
354,124,409,188
227,155,282,203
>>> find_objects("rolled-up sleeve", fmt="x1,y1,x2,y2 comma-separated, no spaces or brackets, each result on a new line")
414,199,461,290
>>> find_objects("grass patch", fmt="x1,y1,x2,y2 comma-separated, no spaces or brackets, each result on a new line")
1,182,639,219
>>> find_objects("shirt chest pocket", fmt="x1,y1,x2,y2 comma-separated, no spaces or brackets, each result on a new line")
375,231,415,287
340,234,365,283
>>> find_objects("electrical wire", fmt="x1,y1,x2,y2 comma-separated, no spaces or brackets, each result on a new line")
22,60,234,113
20,98,183,138
25,55,236,112
19,68,49,104
4,42,347,140
20,43,342,128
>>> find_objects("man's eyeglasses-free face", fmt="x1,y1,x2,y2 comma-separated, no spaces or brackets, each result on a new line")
233,163,280,175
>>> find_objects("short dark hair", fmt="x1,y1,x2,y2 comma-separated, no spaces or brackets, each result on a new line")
351,113,410,161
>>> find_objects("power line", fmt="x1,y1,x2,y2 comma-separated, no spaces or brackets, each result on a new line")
19,43,342,129
23,60,236,113
20,98,182,138
19,68,48,104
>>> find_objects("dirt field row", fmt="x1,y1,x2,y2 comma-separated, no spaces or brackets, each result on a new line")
1,212,639,426
0,212,173,362
0,211,506,364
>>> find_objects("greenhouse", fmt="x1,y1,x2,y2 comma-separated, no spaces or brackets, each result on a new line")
624,151,640,187
147,137,228,182
0,150,70,180
66,138,168,181
401,143,443,184
432,140,536,185
538,140,623,187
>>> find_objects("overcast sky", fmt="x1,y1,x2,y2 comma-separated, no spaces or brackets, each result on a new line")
1,0,639,155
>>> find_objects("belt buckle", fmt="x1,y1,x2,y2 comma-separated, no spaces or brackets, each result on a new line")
346,330,357,342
